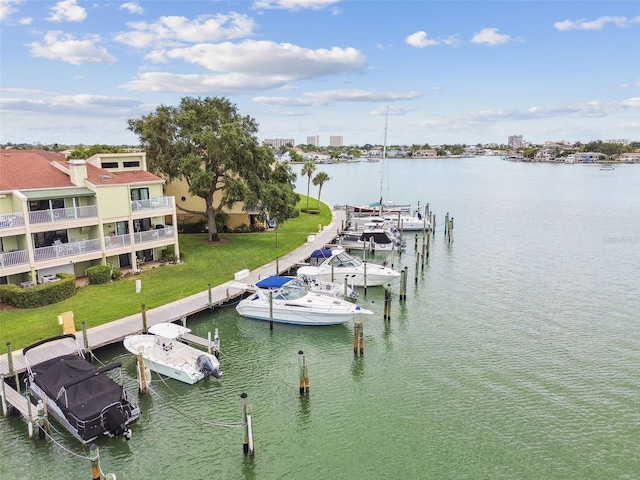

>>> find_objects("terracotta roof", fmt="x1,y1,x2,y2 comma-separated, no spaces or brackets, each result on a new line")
0,149,164,190
0,150,71,190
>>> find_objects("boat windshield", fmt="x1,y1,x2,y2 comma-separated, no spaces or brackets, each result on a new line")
274,284,307,300
331,252,362,268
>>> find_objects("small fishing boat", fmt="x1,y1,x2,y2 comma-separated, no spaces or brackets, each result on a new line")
123,322,222,385
23,334,140,444
236,276,372,326
339,223,406,251
599,164,615,171
297,248,401,287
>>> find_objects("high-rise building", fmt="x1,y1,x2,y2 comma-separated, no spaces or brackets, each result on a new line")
329,136,343,147
263,138,295,149
306,135,320,147
508,135,523,149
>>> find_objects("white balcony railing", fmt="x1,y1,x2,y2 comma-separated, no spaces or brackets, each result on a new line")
134,226,174,245
105,233,132,250
0,249,29,268
0,212,25,229
33,238,102,262
29,205,98,225
131,196,173,212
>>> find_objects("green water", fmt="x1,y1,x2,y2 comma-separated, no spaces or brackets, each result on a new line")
2,158,639,479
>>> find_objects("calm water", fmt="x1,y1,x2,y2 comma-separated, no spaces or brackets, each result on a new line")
2,157,639,479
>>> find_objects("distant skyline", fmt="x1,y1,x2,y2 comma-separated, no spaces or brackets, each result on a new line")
1,1,639,147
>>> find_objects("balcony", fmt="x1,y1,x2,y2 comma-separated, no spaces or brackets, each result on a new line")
0,249,29,268
0,212,25,229
33,238,102,262
105,233,132,250
29,205,98,225
134,226,174,245
131,196,174,212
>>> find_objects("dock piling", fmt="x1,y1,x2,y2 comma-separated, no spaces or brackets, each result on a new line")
241,393,254,455
141,304,147,334
136,352,148,394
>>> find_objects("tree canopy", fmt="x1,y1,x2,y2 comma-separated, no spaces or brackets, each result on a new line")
127,96,299,241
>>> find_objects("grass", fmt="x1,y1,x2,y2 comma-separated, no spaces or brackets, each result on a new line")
0,196,332,351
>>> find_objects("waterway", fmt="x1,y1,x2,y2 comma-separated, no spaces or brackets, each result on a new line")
2,157,639,479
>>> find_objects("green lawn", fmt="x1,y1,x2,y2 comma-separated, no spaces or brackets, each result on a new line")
0,197,332,350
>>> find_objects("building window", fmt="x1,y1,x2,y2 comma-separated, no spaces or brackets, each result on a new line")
123,161,140,168
101,162,119,168
131,187,149,201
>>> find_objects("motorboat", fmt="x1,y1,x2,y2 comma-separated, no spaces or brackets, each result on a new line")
599,164,615,171
123,322,222,385
339,223,406,251
23,334,140,444
235,276,373,326
297,248,401,287
351,212,428,232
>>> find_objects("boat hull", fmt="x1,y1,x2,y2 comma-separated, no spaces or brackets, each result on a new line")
297,266,400,287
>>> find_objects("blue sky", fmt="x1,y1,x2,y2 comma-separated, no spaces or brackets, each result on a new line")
1,0,638,147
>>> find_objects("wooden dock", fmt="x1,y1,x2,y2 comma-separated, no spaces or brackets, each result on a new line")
0,209,345,378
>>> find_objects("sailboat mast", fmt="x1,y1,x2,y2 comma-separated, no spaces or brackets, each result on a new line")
379,107,389,215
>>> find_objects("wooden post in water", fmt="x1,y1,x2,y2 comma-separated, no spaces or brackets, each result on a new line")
27,392,34,438
449,217,454,243
415,253,420,284
363,261,368,297
298,350,310,395
1,376,7,417
432,214,436,236
89,444,102,480
426,228,431,258
141,304,147,334
208,283,213,310
444,212,449,237
213,329,221,359
384,285,392,321
414,234,418,252
343,276,349,300
36,400,46,439
421,242,426,271
298,350,305,394
241,393,254,455
399,267,407,302
353,323,360,355
269,291,274,331
137,352,148,394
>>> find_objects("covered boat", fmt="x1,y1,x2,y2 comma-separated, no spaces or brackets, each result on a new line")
23,334,140,444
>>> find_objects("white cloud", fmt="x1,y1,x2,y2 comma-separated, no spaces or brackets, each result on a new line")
120,2,143,15
29,31,116,65
18,16,31,25
406,31,440,48
252,0,340,11
47,0,87,22
254,89,422,107
0,91,143,116
553,16,639,31
620,79,640,88
471,27,511,45
113,13,256,48
0,0,22,21
145,40,366,80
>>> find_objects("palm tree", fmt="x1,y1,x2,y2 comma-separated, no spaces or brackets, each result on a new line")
312,171,330,209
301,161,316,212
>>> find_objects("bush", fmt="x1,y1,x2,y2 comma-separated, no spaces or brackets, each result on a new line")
178,219,207,233
0,273,76,308
86,265,111,284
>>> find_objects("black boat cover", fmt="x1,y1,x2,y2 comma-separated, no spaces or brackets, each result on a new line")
31,354,124,422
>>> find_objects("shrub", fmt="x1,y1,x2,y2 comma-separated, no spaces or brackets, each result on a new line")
86,265,111,284
0,273,76,308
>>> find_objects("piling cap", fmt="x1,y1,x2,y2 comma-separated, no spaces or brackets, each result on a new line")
298,350,304,355
240,392,247,399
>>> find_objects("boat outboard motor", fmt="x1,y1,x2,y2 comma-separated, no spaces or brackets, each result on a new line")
104,406,131,440
197,355,222,379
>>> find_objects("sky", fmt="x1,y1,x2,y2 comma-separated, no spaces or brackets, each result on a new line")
0,0,639,148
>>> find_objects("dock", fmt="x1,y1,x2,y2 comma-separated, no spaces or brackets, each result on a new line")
0,209,346,378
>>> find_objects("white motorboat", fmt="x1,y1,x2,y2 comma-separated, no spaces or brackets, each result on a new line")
123,323,222,385
297,248,401,287
294,273,359,300
23,334,140,444
381,212,429,231
235,276,372,326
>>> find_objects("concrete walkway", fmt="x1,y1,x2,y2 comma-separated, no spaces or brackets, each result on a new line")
0,210,346,376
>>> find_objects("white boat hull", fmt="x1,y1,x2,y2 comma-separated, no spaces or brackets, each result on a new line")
297,265,400,287
123,334,220,385
236,278,372,326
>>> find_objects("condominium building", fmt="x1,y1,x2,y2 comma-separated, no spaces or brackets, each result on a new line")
263,138,295,149
508,135,523,149
306,135,320,147
329,136,344,147
0,150,179,287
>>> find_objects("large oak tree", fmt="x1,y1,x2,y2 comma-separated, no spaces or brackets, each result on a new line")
128,96,298,242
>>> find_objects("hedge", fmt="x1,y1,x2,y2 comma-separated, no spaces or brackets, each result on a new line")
0,273,76,308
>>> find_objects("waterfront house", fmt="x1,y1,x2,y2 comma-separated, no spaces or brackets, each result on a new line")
0,150,179,287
